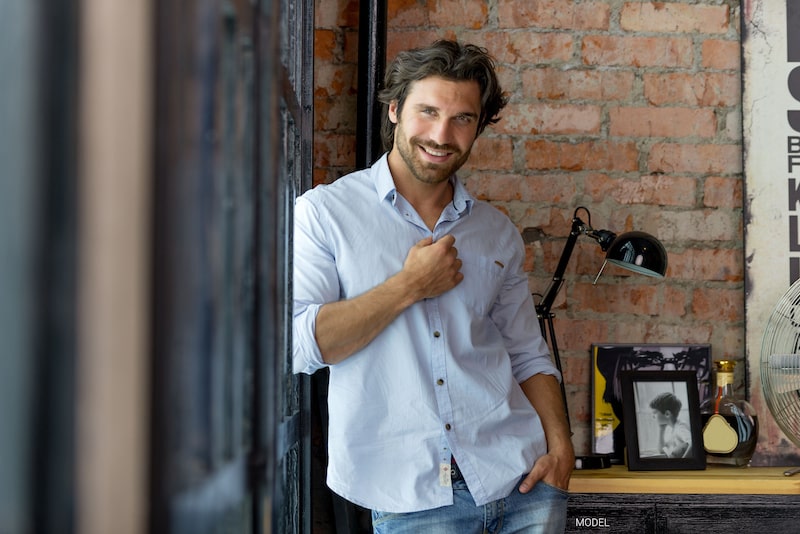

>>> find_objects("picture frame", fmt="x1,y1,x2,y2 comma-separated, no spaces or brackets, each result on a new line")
619,370,706,470
591,343,711,463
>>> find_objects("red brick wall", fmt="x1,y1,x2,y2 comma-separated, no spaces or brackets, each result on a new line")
314,0,745,457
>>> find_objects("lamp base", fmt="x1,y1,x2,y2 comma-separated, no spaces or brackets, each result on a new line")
575,454,612,470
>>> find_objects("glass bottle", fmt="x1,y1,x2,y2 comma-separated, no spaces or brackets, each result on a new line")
700,360,759,466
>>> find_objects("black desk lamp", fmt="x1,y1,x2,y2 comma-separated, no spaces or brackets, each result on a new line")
526,206,668,468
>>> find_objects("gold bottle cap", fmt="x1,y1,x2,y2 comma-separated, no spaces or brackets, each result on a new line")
715,360,736,373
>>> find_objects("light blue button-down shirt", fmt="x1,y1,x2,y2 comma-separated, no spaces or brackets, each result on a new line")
293,154,560,513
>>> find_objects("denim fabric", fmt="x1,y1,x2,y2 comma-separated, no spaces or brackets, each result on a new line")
371,478,568,534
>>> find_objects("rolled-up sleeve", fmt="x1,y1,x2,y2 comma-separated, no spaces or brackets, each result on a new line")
489,232,561,385
293,194,339,375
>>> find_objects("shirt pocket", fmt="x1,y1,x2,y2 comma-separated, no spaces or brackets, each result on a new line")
455,256,506,315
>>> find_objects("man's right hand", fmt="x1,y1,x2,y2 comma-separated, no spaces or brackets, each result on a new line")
314,234,463,364
401,234,464,301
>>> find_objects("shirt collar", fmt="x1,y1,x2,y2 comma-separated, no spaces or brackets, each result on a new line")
372,152,474,215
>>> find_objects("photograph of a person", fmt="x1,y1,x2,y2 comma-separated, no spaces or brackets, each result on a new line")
591,343,711,462
620,371,705,470
640,390,692,458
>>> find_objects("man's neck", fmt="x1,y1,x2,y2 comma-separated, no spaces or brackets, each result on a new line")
389,166,454,232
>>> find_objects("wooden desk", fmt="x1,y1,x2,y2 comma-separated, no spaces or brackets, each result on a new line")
569,464,800,494
566,466,800,533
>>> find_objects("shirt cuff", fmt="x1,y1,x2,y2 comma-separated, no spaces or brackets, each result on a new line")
293,302,328,374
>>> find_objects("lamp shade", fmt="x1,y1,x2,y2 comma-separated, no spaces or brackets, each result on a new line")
603,231,667,278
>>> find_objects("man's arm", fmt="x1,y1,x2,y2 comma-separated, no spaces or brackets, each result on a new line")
518,373,575,492
315,234,463,365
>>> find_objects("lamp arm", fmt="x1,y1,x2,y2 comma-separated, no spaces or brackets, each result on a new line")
535,216,618,317
584,228,617,251
535,216,584,317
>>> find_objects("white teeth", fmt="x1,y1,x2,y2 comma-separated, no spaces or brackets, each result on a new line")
422,146,447,157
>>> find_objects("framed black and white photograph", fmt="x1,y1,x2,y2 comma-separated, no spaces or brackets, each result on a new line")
591,343,711,463
619,371,706,471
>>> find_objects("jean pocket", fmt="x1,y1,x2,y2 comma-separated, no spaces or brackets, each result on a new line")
536,480,570,499
371,509,401,529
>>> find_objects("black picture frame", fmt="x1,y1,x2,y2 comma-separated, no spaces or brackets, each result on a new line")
619,370,706,471
591,343,711,463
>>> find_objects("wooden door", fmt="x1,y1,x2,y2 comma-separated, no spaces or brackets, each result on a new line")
150,0,312,532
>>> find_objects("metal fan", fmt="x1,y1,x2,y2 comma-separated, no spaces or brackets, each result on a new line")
760,277,800,475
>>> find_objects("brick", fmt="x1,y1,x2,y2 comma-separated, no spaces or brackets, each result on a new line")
582,35,693,67
613,321,713,345
314,63,358,98
431,0,489,29
723,109,742,141
702,39,741,70
553,318,611,353
524,139,639,172
644,72,740,106
585,174,698,207
314,29,338,62
313,132,357,168
691,287,744,322
315,0,342,28
497,0,610,31
461,172,579,203
314,95,357,132
620,2,729,34
648,143,742,174
386,30,453,60
479,31,574,65
338,0,359,27
657,208,741,242
496,65,518,101
342,30,360,64
315,0,358,28
312,168,331,187
522,68,635,101
518,212,569,248
460,137,514,171
667,248,744,282
661,285,689,318
709,325,746,365
387,0,430,27
609,107,717,138
704,176,743,208
572,282,662,315
497,103,602,135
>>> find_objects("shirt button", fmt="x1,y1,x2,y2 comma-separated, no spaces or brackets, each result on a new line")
437,378,444,385
433,331,441,338
445,423,452,431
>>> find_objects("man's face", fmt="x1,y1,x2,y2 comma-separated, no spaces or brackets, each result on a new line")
388,76,482,186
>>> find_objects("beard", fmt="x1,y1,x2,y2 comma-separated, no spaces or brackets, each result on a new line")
393,122,473,185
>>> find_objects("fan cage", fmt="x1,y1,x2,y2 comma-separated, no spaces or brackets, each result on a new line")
760,278,800,450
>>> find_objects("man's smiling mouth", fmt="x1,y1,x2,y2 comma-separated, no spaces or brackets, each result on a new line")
420,145,451,157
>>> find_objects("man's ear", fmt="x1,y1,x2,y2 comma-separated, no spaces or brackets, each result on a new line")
388,100,399,124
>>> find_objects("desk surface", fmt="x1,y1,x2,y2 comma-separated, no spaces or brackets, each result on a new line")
568,465,800,495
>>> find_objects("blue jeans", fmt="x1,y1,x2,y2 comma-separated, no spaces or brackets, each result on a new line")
371,477,568,534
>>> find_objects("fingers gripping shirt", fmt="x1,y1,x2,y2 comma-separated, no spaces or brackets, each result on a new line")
292,154,560,513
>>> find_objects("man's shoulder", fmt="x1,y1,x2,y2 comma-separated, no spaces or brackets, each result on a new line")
300,168,375,205
468,197,517,229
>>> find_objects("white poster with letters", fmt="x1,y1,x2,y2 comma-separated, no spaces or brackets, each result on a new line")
743,0,800,462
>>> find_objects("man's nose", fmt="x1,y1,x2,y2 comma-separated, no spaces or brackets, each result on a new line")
428,120,453,146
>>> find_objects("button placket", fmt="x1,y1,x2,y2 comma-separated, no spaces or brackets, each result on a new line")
426,297,455,462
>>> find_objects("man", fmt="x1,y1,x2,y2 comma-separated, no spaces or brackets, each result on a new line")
294,40,574,533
